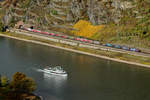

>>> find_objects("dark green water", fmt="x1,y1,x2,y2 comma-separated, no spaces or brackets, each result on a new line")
1,36,150,100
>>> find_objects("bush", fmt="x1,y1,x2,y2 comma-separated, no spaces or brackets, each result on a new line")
72,20,104,38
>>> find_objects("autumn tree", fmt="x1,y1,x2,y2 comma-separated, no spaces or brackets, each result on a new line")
10,72,36,93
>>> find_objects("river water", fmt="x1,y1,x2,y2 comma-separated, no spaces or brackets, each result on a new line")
1,36,150,100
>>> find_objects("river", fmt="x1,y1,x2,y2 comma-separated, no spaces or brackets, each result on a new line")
1,36,150,100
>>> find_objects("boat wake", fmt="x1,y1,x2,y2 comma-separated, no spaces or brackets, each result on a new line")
36,69,44,72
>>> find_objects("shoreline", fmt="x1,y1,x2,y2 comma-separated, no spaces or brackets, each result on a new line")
0,33,150,68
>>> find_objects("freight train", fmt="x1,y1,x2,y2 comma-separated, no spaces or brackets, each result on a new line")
20,26,141,52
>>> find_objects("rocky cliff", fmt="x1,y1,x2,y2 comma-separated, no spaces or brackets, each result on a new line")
0,0,149,39
0,0,136,28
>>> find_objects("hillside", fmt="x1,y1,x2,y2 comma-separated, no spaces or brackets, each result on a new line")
0,0,150,48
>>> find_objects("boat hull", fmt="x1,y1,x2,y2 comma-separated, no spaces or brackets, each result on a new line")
44,71,68,77
38,69,68,77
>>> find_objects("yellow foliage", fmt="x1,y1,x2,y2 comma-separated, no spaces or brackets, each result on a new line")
72,20,104,38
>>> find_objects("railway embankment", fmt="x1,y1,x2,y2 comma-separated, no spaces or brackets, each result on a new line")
0,30,150,68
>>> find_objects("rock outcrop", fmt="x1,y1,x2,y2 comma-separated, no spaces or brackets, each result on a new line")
0,0,146,32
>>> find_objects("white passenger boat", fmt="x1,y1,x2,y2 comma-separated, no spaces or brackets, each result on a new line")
41,66,67,77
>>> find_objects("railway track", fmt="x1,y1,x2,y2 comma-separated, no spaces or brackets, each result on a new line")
13,28,150,58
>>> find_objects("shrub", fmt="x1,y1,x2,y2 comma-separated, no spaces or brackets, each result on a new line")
72,20,104,38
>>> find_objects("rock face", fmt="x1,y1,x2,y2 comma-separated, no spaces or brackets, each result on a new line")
0,0,136,31
2,11,12,25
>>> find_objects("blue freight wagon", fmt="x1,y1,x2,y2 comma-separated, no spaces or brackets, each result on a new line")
113,45,121,49
105,43,113,47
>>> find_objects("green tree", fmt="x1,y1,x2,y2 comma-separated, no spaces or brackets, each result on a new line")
1,76,9,87
10,72,36,93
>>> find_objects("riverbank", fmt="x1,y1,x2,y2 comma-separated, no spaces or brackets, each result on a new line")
0,32,150,68
0,92,41,100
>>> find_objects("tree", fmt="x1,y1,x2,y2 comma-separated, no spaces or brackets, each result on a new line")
1,76,9,87
0,20,4,32
10,72,36,93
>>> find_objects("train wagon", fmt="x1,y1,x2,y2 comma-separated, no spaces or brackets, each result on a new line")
61,35,68,39
68,36,75,40
82,38,88,42
41,31,49,35
105,43,113,47
49,33,55,36
93,41,100,45
26,28,32,31
130,48,141,52
87,40,93,43
55,34,62,37
36,30,41,33
113,45,121,49
80,38,86,42
122,46,130,51
32,29,39,32
75,37,81,41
